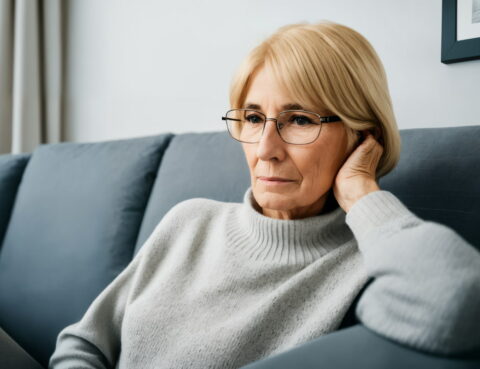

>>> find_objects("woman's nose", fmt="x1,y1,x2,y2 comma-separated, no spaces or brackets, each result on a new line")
256,120,286,160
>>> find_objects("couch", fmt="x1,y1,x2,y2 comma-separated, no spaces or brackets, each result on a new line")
0,125,479,369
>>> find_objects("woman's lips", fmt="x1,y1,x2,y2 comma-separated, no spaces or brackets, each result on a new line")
258,177,295,184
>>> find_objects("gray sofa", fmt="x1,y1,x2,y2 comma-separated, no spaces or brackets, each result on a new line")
0,125,479,369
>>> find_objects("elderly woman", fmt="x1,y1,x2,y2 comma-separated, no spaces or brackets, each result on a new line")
49,22,480,369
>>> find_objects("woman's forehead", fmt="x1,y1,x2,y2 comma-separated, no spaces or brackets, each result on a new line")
244,68,329,115
243,102,305,111
242,100,330,117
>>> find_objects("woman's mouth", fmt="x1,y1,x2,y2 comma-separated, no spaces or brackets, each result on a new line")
258,177,295,185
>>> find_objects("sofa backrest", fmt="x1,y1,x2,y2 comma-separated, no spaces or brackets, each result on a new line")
378,125,479,249
134,131,251,254
0,153,30,246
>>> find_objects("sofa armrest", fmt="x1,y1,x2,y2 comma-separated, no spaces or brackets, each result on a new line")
240,325,480,369
0,325,45,369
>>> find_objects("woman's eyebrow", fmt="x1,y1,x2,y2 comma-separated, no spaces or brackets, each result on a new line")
243,102,305,110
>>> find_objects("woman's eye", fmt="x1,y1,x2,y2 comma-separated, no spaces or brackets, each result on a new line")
291,115,312,125
245,115,263,123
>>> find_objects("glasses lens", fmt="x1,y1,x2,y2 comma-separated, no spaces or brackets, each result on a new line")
225,109,265,143
224,109,322,144
277,110,321,144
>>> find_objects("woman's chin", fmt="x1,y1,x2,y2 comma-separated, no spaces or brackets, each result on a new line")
253,191,297,210
255,179,298,192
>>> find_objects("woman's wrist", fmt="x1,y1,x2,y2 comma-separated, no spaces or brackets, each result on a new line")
342,180,381,213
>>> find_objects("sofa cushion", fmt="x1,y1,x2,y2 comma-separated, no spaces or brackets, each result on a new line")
240,324,480,369
0,153,30,247
0,326,44,369
0,134,173,366
379,125,480,250
134,131,250,254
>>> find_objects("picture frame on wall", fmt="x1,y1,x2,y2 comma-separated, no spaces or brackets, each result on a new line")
442,0,480,63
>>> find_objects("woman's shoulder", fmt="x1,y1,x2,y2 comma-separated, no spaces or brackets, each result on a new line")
168,196,236,217
137,197,238,258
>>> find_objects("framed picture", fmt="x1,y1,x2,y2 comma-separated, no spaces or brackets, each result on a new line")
441,0,480,63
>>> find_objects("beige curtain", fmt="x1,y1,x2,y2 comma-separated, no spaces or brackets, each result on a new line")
0,0,64,155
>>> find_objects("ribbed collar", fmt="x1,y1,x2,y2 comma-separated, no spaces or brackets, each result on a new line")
226,186,354,266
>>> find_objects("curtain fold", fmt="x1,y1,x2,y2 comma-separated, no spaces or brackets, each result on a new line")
0,0,64,155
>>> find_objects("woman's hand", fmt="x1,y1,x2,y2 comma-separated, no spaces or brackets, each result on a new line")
333,130,384,213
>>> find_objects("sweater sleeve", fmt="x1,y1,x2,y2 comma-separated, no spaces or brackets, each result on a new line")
48,220,166,369
345,190,480,355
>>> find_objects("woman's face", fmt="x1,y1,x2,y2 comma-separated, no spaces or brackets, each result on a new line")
241,65,351,220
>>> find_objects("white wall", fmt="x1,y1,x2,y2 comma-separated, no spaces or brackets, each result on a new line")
64,0,480,143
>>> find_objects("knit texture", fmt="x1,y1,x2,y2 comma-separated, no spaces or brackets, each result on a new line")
49,187,480,369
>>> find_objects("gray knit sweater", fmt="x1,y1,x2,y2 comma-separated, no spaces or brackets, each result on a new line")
48,187,480,369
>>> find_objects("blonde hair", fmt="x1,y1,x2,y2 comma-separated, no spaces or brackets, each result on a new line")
229,21,401,179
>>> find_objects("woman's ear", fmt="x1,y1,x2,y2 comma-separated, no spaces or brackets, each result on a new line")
373,127,384,145
346,130,361,155
356,130,365,144
360,127,383,143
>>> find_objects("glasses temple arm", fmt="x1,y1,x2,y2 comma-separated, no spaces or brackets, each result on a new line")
320,116,341,123
222,117,242,122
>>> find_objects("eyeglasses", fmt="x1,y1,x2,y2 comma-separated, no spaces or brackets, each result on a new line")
221,108,341,145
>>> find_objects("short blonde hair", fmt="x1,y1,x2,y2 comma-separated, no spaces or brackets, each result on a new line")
229,21,401,179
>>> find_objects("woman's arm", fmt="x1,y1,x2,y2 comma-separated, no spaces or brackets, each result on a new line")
345,190,480,355
48,211,170,369
48,197,193,368
48,246,144,369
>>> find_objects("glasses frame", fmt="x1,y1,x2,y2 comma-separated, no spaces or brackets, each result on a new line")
221,108,342,145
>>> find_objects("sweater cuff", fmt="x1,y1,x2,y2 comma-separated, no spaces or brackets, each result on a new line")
345,190,421,241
